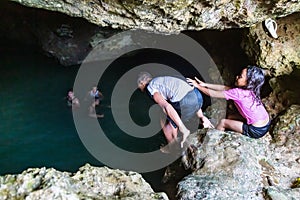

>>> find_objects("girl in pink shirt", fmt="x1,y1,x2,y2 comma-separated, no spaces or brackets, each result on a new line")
187,65,270,139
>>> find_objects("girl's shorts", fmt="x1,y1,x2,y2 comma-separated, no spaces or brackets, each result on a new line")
242,120,271,139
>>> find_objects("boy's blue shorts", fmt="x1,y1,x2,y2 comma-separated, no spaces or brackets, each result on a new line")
168,88,203,129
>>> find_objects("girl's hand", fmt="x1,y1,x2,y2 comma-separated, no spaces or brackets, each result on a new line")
195,77,207,87
186,78,198,87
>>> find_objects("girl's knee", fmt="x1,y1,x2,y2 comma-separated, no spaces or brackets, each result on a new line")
219,118,227,125
216,119,226,131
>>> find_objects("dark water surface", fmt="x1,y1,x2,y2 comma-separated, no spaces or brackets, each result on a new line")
0,42,177,192
0,44,102,173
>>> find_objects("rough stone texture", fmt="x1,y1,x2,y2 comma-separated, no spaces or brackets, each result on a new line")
271,104,300,145
262,68,300,119
263,104,300,197
10,0,300,34
0,164,169,200
242,13,300,77
265,186,300,200
0,1,120,66
176,128,300,200
178,129,269,199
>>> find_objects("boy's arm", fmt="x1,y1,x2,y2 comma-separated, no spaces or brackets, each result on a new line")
152,92,190,134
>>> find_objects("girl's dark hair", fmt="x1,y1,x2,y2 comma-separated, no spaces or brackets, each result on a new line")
244,65,265,105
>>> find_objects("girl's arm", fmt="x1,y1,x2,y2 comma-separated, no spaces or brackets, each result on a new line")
186,77,226,98
194,77,230,91
186,77,229,91
197,85,226,98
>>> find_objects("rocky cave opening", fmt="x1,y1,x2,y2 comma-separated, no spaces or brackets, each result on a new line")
1,1,289,200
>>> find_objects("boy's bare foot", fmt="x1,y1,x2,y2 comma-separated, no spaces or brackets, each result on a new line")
160,139,182,154
97,114,104,118
180,130,190,148
160,144,170,154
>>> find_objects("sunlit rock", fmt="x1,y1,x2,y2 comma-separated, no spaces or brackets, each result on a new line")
11,0,300,33
242,13,300,77
177,127,300,199
0,164,169,200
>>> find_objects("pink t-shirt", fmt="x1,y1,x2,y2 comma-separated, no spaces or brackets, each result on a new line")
224,88,269,125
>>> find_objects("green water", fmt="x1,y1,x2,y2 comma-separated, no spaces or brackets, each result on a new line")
0,43,171,192
0,44,102,174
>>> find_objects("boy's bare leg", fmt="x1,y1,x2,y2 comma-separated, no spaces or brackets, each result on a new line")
161,120,178,144
217,118,243,133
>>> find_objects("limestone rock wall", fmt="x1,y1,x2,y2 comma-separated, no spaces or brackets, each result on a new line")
242,13,300,77
271,104,300,146
0,1,121,66
11,0,300,34
0,164,168,200
1,1,300,199
262,69,300,119
176,128,300,200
